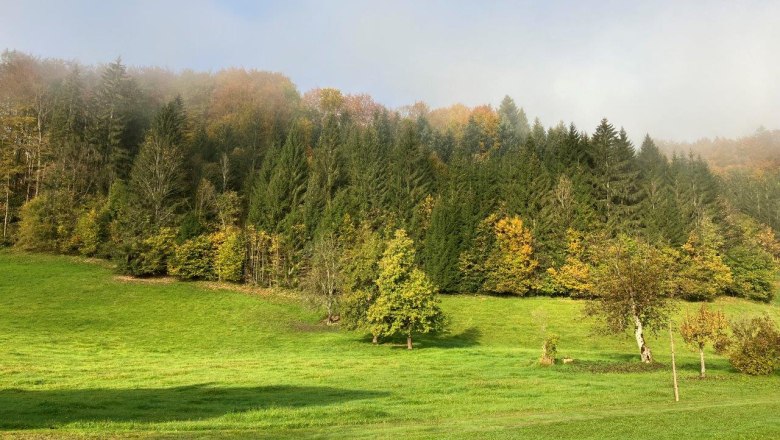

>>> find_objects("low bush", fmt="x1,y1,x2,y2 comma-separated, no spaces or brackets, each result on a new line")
540,333,559,365
727,315,780,375
169,235,216,280
116,228,177,277
213,228,245,282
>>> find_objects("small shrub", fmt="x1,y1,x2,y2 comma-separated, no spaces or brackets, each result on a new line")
540,333,559,365
727,315,780,375
169,235,216,280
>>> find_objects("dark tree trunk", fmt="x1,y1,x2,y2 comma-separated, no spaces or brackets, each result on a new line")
3,177,10,240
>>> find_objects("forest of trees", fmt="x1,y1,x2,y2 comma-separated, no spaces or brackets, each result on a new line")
2,51,779,316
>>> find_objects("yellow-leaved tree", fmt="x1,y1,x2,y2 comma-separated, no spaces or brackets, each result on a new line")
484,216,538,295
677,217,732,301
679,305,729,379
547,229,592,297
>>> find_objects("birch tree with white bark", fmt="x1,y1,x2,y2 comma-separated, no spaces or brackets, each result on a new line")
586,235,676,363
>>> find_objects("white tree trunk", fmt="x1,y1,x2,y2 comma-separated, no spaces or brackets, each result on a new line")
669,321,680,401
699,347,706,379
633,314,653,363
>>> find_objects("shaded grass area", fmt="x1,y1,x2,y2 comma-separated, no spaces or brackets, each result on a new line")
0,250,778,438
0,385,387,429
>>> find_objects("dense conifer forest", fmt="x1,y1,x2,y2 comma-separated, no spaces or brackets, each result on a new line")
1,51,778,306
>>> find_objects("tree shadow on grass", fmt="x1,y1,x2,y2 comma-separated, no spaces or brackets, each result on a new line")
374,327,482,350
368,327,482,350
416,327,482,348
0,384,389,429
677,359,735,376
561,353,667,373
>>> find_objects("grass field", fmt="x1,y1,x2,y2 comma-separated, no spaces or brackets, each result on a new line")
1,251,779,439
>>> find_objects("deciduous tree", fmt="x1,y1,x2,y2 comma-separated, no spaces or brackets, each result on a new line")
586,235,676,363
679,305,729,378
368,229,445,349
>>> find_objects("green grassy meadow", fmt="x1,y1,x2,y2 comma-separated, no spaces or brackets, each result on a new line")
1,251,778,439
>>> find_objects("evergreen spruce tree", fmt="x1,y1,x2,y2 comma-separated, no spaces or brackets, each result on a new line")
305,114,345,233
91,58,139,191
389,120,434,231
129,96,187,229
422,191,463,292
587,119,641,233
253,119,309,232
496,95,529,151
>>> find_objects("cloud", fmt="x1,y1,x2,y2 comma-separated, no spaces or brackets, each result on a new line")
1,0,778,142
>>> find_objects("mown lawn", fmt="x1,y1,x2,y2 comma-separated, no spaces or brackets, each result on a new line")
0,251,778,439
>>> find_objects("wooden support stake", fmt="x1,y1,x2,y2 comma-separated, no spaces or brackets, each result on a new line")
669,320,680,402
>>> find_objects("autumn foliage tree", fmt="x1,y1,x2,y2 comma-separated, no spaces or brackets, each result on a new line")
484,215,538,295
547,229,592,297
679,305,729,378
726,315,780,375
2,51,778,310
677,218,733,301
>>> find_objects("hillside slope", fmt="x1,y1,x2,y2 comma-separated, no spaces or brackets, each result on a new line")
0,251,778,439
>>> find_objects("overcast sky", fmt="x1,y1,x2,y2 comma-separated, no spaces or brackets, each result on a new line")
2,0,778,142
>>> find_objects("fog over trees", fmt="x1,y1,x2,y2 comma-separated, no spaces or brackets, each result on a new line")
1,51,778,317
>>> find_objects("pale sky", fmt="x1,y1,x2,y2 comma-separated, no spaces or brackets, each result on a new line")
2,0,778,142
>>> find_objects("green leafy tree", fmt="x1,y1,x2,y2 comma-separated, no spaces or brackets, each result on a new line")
497,95,530,150
91,58,141,190
305,114,345,232
368,229,445,349
547,229,592,297
421,192,463,291
338,220,385,338
586,235,677,363
587,119,641,232
138,228,177,276
71,206,104,256
169,235,216,281
15,195,57,251
388,121,434,228
250,119,309,231
724,245,776,303
636,135,679,243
